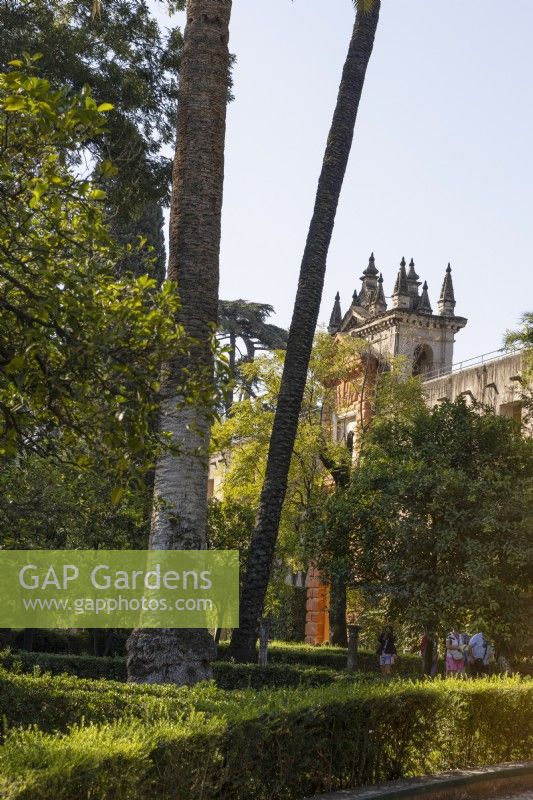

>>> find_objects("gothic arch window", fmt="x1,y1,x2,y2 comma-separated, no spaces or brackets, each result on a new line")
412,344,434,377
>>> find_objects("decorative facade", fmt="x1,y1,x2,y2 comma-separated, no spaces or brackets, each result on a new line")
322,253,467,461
306,252,526,645
327,253,467,377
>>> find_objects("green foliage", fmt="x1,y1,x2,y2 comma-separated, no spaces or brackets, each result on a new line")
0,62,199,479
0,668,531,799
1,0,182,279
0,654,361,719
269,584,307,642
506,311,533,350
314,398,533,654
217,299,288,409
0,642,427,694
0,455,151,549
0,661,216,734
506,312,533,423
212,333,364,565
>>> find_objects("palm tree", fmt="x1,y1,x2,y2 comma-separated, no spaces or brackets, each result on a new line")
127,0,232,684
218,299,288,412
229,0,381,662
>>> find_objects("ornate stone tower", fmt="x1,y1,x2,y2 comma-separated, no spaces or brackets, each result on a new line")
305,254,468,645
327,253,467,378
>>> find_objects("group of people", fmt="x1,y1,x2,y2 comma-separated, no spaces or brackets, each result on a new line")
376,627,495,677
442,628,495,678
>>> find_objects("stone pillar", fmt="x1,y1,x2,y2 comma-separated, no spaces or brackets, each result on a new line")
305,566,329,645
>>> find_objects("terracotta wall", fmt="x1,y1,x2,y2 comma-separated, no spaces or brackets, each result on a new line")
304,566,330,644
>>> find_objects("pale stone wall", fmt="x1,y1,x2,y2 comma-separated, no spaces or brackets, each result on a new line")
207,453,228,501
422,351,525,416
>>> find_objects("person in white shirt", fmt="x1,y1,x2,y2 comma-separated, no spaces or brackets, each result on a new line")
468,631,490,677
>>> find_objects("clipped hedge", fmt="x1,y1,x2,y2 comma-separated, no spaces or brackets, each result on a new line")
218,640,424,675
0,667,213,735
0,650,127,681
6,633,423,673
0,650,352,696
0,662,358,735
2,641,424,680
0,676,531,800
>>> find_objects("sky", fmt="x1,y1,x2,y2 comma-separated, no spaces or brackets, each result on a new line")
152,0,533,364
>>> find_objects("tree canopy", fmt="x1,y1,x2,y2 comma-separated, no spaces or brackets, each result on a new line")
311,397,533,655
217,299,288,412
211,332,369,576
0,60,199,482
1,0,182,282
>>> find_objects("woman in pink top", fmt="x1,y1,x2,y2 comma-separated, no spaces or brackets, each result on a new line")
445,629,466,677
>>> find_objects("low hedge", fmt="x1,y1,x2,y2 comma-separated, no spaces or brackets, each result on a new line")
218,640,425,675
0,676,531,799
6,633,423,673
0,650,127,681
0,650,352,697
0,642,424,682
0,662,356,735
0,667,228,736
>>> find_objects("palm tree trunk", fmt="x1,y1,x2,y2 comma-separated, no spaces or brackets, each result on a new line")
127,0,232,685
229,0,380,662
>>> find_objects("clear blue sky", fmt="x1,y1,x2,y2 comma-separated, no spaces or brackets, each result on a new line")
153,0,533,363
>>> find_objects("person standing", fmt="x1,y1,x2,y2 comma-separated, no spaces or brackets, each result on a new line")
445,628,466,677
469,631,490,677
377,627,397,676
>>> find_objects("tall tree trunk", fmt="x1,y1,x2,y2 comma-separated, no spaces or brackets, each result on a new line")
329,578,348,647
229,1,380,662
422,634,434,676
127,0,232,685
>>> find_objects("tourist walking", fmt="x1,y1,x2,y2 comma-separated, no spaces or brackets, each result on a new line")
469,631,494,677
445,628,466,677
377,627,397,676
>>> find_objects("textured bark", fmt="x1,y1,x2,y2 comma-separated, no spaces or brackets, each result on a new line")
329,579,348,647
230,1,381,662
422,631,436,676
127,0,232,684
347,624,360,672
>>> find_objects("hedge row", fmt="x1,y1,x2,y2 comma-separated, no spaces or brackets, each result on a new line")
0,642,424,682
217,640,423,674
2,631,423,673
0,648,420,689
0,675,531,799
0,652,352,731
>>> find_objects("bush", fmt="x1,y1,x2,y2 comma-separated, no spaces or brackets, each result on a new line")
0,650,127,681
218,639,423,675
0,667,201,735
0,647,420,696
0,675,531,799
269,586,308,642
0,651,359,718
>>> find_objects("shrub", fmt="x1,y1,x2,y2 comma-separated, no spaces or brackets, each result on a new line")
0,677,531,799
0,649,377,695
218,639,424,675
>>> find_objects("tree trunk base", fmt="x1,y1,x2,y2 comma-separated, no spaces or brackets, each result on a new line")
228,626,257,663
126,628,216,685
